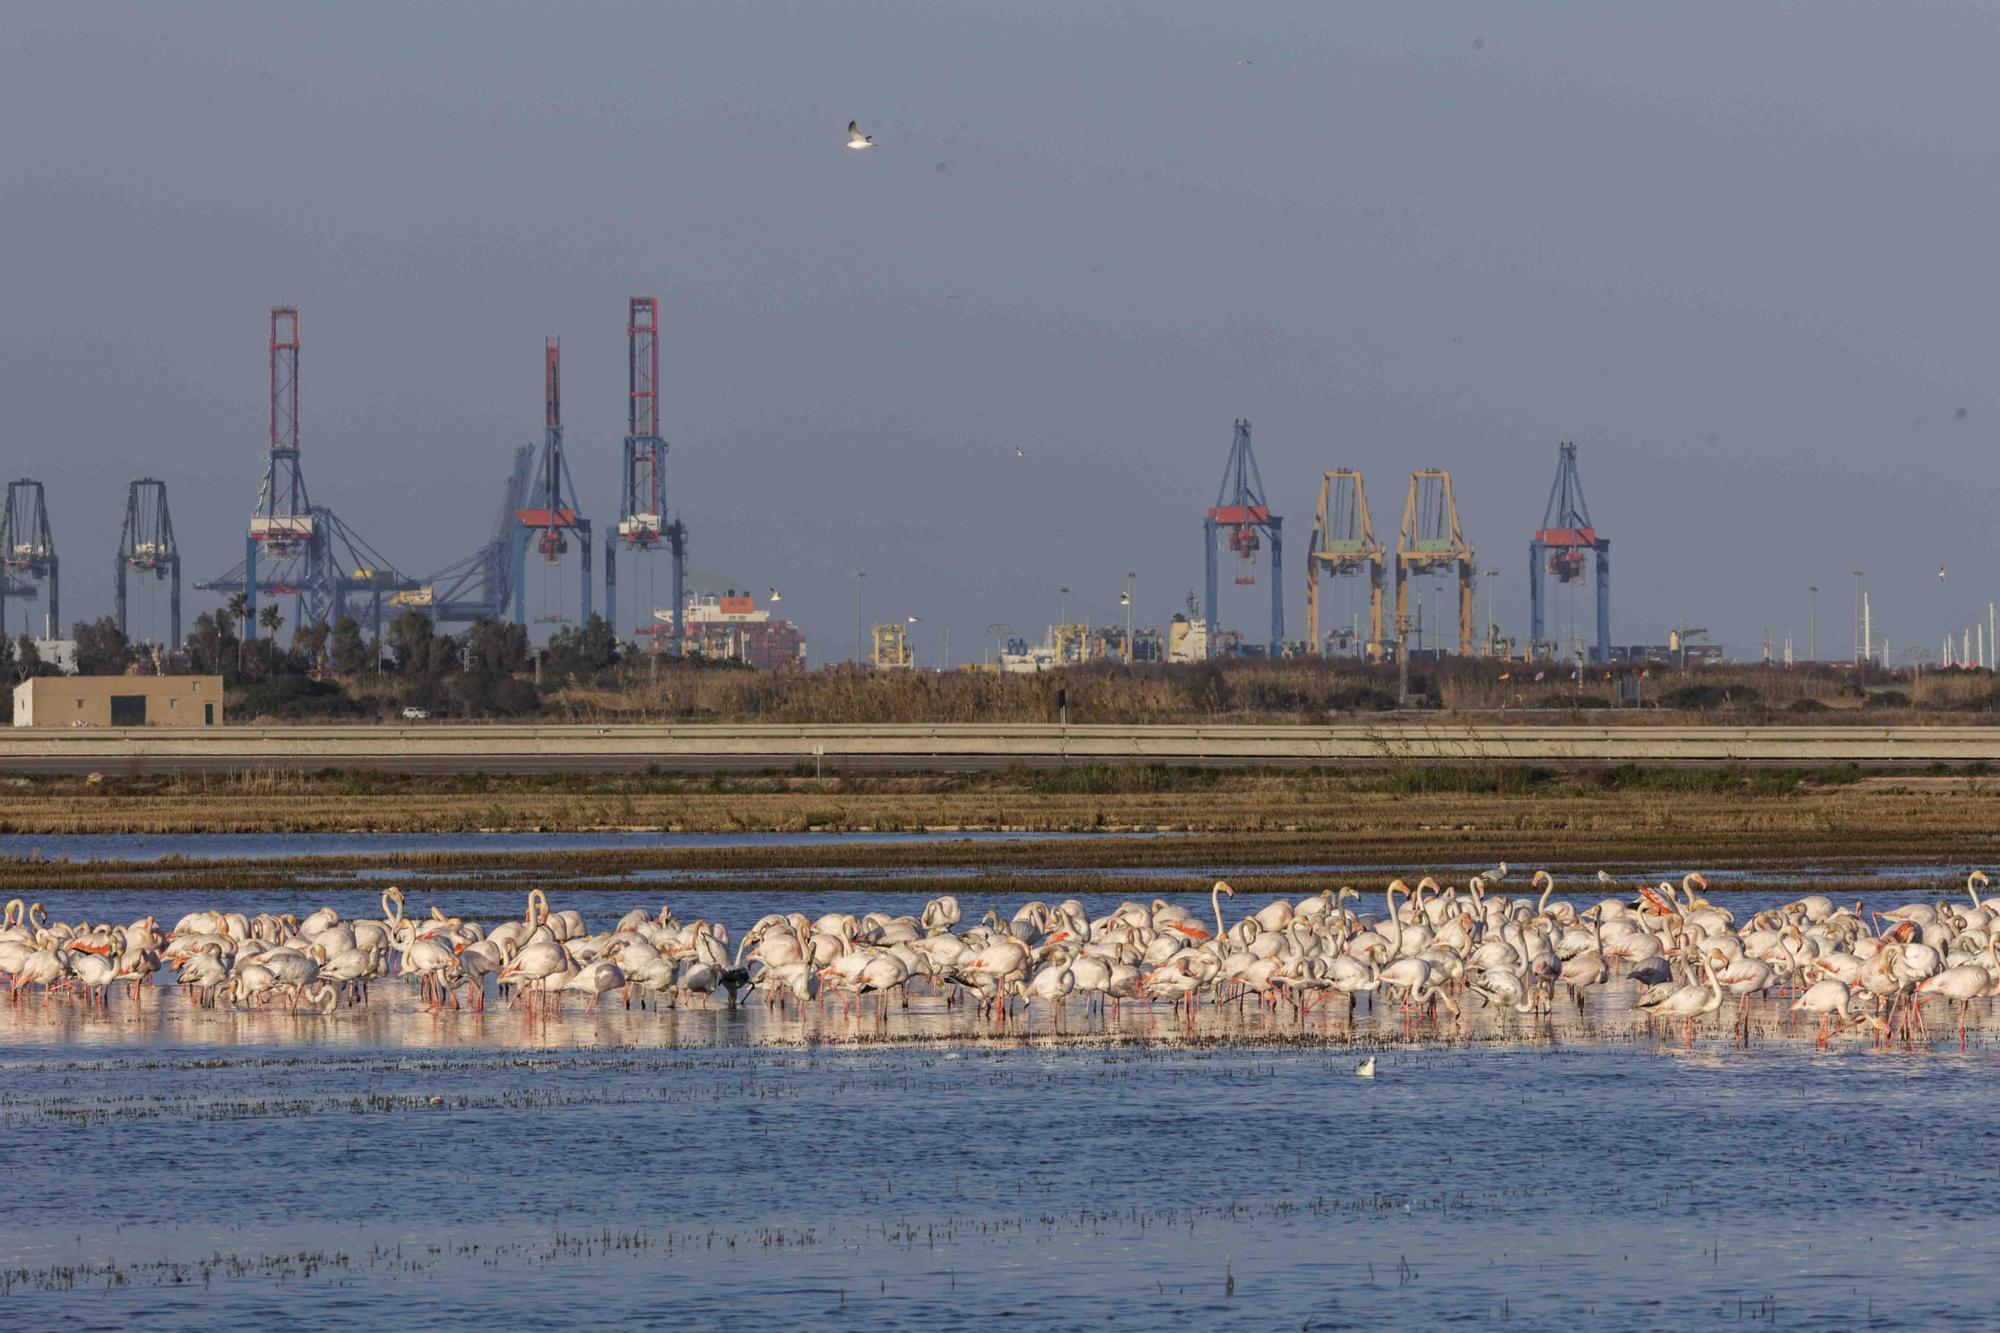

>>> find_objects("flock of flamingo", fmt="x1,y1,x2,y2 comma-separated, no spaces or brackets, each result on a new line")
4,870,2000,1046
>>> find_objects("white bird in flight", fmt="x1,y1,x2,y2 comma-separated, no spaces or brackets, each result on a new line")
1355,1056,1376,1079
1015,446,1026,457
769,586,782,602
1939,565,1948,582
846,120,875,149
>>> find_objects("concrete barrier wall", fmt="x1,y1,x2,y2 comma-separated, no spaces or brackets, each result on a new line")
0,721,1996,769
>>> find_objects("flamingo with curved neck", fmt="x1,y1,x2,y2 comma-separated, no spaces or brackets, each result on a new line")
1211,881,1234,941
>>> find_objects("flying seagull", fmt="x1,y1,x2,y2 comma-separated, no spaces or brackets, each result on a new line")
907,614,922,624
846,120,875,149
769,586,782,602
1939,565,1948,582
1015,446,1026,457
1355,1056,1376,1079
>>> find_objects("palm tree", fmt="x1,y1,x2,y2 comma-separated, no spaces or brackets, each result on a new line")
225,594,249,671
258,603,284,637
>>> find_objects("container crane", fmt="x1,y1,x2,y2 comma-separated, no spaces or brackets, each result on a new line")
512,338,593,628
198,308,419,640
420,446,534,624
0,481,55,638
1305,469,1385,658
1203,419,1283,656
1529,441,1610,661
116,478,180,647
603,297,687,650
1395,469,1475,657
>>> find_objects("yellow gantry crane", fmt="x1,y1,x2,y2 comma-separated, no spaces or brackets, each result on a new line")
870,622,912,668
1304,470,1387,659
1396,469,1477,657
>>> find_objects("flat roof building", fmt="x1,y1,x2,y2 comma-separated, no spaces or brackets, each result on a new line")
12,675,224,728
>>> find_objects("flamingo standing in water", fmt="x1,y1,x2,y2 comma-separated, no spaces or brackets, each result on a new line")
15,870,2000,1055
1917,962,1991,1048
500,940,569,1015
1709,949,1776,1045
1651,953,1723,1046
1790,980,1888,1046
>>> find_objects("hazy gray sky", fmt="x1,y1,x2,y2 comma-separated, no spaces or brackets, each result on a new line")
4,2,1997,663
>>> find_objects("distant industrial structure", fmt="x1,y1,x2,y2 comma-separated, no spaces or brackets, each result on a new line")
995,623,1161,673
1530,442,1611,661
1395,469,1476,657
870,621,912,669
182,300,698,649
116,478,180,647
414,445,535,625
196,308,420,641
23,296,1782,675
1202,420,1284,657
511,338,592,628
1305,469,1386,659
605,298,688,652
661,591,804,669
0,480,56,639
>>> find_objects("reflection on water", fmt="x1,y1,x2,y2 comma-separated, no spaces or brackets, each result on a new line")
0,971,1973,1051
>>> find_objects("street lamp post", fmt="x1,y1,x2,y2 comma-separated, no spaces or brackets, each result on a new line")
1120,572,1135,665
1808,586,1817,662
1396,610,1412,706
853,571,866,666
1483,569,1497,657
1851,570,1863,665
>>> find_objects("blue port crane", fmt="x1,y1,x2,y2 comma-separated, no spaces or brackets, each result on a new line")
1203,418,1283,657
1529,441,1610,661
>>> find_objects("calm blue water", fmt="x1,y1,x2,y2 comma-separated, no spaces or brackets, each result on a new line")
0,1036,1989,1329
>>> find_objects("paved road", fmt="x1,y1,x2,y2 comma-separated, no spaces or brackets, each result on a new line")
0,721,1993,774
